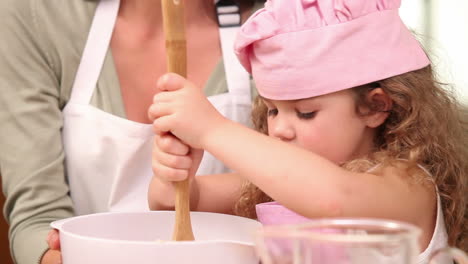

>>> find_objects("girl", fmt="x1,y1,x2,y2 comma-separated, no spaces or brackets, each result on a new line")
147,0,468,261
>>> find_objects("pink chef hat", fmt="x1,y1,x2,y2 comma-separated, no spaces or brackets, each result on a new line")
234,0,430,100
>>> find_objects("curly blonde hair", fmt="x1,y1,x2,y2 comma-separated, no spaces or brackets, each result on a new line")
234,66,468,251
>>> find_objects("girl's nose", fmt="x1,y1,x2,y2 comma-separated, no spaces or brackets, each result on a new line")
270,118,295,142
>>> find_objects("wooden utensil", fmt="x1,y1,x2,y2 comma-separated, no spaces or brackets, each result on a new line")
161,0,195,241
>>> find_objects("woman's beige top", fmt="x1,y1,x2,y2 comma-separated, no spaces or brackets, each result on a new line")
0,0,261,263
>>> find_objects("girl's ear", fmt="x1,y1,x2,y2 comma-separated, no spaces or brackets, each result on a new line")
361,88,393,128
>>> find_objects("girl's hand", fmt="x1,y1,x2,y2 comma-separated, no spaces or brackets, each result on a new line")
41,229,61,264
148,73,227,149
152,132,201,183
148,132,203,210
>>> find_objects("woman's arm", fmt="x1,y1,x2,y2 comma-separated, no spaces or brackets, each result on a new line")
0,0,74,263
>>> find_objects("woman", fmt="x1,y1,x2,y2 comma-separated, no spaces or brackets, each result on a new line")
0,0,263,263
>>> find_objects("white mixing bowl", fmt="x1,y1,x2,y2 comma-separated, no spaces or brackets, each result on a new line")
51,211,261,264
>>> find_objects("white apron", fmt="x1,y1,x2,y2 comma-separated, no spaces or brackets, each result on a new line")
62,0,251,215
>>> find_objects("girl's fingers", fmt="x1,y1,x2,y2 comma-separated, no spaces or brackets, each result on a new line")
157,73,186,92
148,102,173,122
153,147,192,170
151,161,189,182
188,148,204,177
152,90,176,104
152,116,173,135
155,134,190,155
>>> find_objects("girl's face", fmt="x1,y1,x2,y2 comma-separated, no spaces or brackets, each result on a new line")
263,89,377,164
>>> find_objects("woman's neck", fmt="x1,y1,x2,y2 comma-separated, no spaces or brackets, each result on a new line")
118,0,217,29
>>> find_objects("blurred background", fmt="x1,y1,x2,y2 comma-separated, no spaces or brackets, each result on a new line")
400,0,468,105
0,1,467,264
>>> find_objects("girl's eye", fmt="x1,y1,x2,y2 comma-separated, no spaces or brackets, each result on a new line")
297,111,316,120
267,109,278,116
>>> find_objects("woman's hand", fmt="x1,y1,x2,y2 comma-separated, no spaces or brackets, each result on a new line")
41,229,61,264
148,73,227,149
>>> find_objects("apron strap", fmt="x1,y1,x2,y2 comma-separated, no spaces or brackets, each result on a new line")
69,0,120,104
216,0,251,96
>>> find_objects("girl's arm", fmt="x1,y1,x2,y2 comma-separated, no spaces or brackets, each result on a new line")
203,120,435,224
151,74,434,227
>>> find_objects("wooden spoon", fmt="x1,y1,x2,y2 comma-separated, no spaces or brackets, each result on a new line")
161,0,195,241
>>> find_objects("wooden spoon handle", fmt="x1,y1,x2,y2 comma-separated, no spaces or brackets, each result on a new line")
161,0,194,241
172,179,195,241
161,0,187,77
